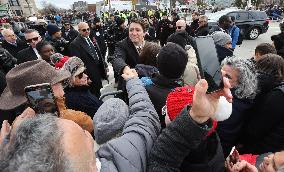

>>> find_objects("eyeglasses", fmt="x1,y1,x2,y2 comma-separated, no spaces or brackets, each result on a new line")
80,28,90,32
26,37,39,43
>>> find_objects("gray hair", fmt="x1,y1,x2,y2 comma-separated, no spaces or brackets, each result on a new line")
1,29,14,37
0,114,70,172
222,56,258,99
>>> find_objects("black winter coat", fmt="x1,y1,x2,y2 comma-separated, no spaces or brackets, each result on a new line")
1,39,27,58
145,75,183,128
239,73,284,154
0,70,6,95
217,89,254,157
90,27,107,58
64,86,103,118
17,46,38,64
61,27,79,42
112,37,152,87
69,35,107,97
195,24,210,36
148,106,225,172
188,19,199,36
216,45,233,63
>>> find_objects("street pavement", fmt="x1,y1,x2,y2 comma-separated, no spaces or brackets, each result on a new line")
234,21,281,58
100,21,281,99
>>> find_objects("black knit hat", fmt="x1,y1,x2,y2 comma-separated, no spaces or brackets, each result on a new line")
157,42,188,79
167,31,194,49
46,24,60,36
93,17,101,24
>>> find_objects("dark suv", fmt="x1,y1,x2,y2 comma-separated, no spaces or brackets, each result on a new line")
208,10,269,40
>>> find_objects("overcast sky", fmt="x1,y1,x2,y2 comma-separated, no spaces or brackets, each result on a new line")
35,0,99,9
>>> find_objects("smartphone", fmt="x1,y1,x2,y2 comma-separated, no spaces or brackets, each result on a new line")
228,146,240,165
25,83,59,116
192,36,224,93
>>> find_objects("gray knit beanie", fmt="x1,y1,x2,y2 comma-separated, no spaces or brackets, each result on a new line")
93,98,129,144
212,31,232,47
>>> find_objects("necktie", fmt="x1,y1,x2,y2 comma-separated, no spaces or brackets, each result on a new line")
137,46,142,54
86,38,99,60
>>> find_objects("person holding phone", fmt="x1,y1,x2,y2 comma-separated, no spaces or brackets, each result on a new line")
0,68,233,172
0,60,93,133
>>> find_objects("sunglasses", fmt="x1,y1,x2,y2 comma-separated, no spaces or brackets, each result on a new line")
80,28,90,32
176,26,183,29
26,37,39,43
77,72,84,79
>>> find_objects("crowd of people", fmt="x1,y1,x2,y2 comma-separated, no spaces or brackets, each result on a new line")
0,8,283,172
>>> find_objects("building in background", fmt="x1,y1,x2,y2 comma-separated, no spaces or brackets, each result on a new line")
0,0,37,16
72,1,88,11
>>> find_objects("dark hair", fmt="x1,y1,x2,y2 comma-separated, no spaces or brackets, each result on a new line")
256,53,284,82
218,15,231,24
129,18,146,32
271,34,284,51
192,11,200,16
255,43,277,56
24,29,38,34
139,42,161,66
231,16,235,22
36,41,52,52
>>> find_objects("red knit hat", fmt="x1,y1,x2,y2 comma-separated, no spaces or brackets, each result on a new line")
166,86,217,137
166,86,195,121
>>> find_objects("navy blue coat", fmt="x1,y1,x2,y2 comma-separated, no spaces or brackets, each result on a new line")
64,86,103,118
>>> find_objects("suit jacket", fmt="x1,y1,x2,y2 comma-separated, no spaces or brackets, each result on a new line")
69,35,107,97
1,39,28,58
17,46,38,64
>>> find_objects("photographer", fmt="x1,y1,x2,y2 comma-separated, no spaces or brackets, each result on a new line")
45,24,70,56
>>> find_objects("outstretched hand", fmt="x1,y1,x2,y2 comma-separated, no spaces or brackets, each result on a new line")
122,68,138,81
189,75,233,124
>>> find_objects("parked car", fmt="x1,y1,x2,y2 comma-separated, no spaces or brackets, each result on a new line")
207,10,269,40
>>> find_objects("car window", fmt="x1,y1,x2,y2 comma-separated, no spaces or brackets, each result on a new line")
227,12,237,19
236,12,249,20
248,13,254,19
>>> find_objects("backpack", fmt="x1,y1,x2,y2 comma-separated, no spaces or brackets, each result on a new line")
232,26,243,45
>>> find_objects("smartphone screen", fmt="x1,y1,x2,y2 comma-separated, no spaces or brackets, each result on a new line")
193,36,224,93
25,83,59,116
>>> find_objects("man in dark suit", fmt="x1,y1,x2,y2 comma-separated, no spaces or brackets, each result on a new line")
61,21,78,42
1,29,28,58
69,22,107,97
17,29,42,64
